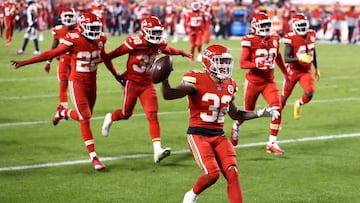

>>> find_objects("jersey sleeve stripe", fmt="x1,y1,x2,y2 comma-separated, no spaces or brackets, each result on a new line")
183,76,196,84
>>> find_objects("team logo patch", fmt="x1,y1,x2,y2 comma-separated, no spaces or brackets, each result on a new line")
228,85,234,94
272,40,278,47
98,41,104,49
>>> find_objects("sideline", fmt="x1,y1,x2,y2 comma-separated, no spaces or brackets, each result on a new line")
0,132,359,172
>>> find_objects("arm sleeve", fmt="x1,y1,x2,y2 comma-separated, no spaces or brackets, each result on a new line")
239,47,257,69
23,45,69,66
101,49,118,77
107,44,130,59
162,46,186,56
313,49,318,69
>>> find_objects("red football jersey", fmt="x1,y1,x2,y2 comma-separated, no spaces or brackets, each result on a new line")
60,30,108,82
3,1,16,17
283,30,317,72
120,34,168,85
241,34,282,83
183,70,237,130
184,10,205,32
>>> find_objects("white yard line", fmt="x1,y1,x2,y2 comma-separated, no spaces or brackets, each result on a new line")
0,132,359,172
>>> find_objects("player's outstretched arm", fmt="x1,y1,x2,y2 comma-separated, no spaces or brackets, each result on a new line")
161,79,196,100
163,46,192,59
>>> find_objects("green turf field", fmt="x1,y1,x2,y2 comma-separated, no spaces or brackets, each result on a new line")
1,31,360,203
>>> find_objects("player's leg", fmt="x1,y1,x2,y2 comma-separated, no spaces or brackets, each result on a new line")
195,32,203,62
263,82,284,154
183,135,221,203
139,84,171,163
294,72,315,119
217,137,243,203
57,55,71,108
102,80,139,136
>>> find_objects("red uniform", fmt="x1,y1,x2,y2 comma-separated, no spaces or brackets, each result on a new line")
183,70,242,202
282,30,317,106
184,8,206,61
202,4,213,44
3,0,16,46
107,34,187,143
163,3,177,36
240,34,286,137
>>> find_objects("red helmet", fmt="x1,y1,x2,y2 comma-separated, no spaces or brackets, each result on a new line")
202,44,233,81
251,12,272,37
291,13,309,35
141,16,166,44
60,8,77,27
78,12,102,40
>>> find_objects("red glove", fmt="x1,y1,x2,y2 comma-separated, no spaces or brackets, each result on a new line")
11,60,28,69
44,61,51,73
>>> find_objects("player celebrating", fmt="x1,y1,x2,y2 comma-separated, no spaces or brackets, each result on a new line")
160,44,280,203
44,8,77,111
11,12,123,171
101,16,192,163
184,0,206,62
229,12,287,154
281,13,320,120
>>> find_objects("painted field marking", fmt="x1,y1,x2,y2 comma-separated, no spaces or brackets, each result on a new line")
0,132,359,172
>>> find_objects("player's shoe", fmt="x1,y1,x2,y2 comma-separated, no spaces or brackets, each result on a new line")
52,104,67,126
16,49,24,55
91,156,105,171
294,100,301,120
102,113,113,137
197,54,202,62
266,142,285,155
230,120,240,146
154,147,171,163
183,190,198,203
33,50,40,55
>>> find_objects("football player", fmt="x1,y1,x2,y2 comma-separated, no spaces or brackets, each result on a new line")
229,12,287,155
183,0,206,62
3,0,17,46
44,8,77,111
281,13,320,120
17,0,40,55
101,16,192,163
160,44,280,203
11,12,123,171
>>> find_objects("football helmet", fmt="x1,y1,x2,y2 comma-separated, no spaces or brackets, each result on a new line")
191,0,201,11
251,12,272,37
202,44,233,81
60,8,77,27
141,16,166,44
291,13,309,36
78,12,102,40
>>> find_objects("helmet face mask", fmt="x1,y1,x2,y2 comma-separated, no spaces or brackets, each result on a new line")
79,13,102,40
292,13,309,35
141,16,166,44
61,8,77,27
202,45,234,81
191,1,201,11
251,13,272,37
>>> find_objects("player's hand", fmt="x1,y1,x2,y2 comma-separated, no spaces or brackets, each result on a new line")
256,59,272,69
181,51,193,59
299,54,312,64
256,106,280,121
44,62,51,73
115,72,126,86
11,60,27,69
314,69,320,81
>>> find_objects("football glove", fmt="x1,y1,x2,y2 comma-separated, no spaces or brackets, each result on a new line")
44,61,51,73
314,69,320,81
256,106,280,121
299,54,312,64
256,59,272,69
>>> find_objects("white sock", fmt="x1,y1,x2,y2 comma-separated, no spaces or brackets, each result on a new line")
153,141,162,153
89,152,97,160
269,135,277,145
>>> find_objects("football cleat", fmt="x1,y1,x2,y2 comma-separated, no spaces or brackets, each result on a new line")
266,142,285,155
294,100,301,120
16,49,24,55
154,147,171,163
183,190,198,203
52,104,67,126
101,113,113,137
33,50,40,55
230,120,240,146
91,156,105,171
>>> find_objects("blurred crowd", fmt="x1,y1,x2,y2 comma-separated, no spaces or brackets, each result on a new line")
1,0,359,44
